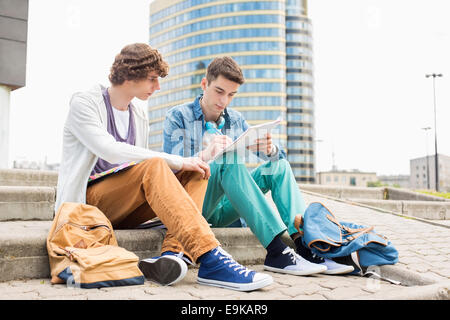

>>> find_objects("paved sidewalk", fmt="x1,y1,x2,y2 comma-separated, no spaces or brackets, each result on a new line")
1,193,449,300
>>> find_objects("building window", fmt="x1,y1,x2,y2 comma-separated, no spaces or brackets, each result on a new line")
350,177,356,186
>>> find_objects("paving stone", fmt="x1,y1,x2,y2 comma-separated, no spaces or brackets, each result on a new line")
433,268,450,278
279,283,323,297
425,272,449,282
322,286,369,300
0,291,40,300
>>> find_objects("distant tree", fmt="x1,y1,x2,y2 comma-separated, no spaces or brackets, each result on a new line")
367,180,387,188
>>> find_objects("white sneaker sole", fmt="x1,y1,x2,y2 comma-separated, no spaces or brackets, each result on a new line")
323,265,355,275
263,264,327,276
138,256,187,286
197,274,273,292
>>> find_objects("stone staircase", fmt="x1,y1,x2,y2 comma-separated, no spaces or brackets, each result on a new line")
1,169,449,283
0,169,270,282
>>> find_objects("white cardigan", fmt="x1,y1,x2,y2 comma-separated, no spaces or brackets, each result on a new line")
55,84,184,212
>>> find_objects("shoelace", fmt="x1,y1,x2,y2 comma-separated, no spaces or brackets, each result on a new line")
282,247,298,264
172,251,195,266
214,247,252,277
311,253,325,263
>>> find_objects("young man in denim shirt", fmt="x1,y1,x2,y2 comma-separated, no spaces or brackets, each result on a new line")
163,57,353,276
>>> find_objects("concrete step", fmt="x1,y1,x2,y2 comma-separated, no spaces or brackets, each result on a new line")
1,185,449,222
348,198,450,220
0,221,275,282
0,186,55,221
0,220,438,288
0,169,58,187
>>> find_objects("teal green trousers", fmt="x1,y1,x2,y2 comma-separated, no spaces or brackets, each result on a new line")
201,156,307,248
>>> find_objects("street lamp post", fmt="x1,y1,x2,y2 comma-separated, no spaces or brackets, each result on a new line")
421,127,431,190
314,139,323,184
425,73,443,192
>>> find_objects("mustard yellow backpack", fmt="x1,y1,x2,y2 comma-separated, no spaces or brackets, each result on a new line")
47,202,144,288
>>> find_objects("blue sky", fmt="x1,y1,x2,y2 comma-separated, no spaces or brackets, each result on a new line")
9,0,450,176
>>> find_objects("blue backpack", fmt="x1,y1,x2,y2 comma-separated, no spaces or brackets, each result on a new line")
296,202,399,277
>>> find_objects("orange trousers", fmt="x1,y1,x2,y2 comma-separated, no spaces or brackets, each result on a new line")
86,157,220,263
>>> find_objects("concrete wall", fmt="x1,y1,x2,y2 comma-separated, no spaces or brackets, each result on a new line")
299,184,385,200
0,85,10,168
386,187,450,202
0,0,29,168
0,0,28,89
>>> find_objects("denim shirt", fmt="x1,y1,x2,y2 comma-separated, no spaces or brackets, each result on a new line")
163,94,286,161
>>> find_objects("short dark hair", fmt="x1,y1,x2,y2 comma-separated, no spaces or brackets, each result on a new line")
109,43,169,85
206,56,245,85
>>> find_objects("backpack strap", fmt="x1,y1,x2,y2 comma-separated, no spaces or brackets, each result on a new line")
351,252,401,285
294,214,304,237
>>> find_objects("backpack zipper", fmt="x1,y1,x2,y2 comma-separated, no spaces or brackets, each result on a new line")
52,221,112,240
67,222,111,232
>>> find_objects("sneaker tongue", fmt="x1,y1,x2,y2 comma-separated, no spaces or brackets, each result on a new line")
311,254,325,264
296,245,325,263
215,246,232,258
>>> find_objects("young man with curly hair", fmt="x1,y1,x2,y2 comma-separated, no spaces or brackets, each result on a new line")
56,44,273,291
163,56,354,277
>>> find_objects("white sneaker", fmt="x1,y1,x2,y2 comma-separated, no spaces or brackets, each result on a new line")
264,247,327,276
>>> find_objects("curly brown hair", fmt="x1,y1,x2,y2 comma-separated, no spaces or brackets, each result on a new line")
109,43,169,85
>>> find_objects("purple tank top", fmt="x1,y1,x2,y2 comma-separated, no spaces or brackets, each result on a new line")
91,88,136,176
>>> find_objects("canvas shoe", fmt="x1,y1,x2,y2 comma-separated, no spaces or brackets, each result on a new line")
297,244,354,275
162,251,195,266
197,247,273,292
320,258,354,275
264,247,327,276
138,255,187,286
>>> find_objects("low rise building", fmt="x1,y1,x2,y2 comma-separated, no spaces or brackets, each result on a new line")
317,169,377,187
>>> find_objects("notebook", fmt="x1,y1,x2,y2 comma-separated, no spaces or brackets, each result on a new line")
211,117,282,161
88,161,137,184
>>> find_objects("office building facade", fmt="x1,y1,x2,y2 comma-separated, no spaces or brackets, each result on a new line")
410,154,450,192
148,0,315,182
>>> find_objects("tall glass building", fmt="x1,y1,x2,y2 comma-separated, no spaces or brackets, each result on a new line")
148,0,315,183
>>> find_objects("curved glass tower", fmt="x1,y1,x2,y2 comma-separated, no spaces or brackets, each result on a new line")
285,0,315,183
149,0,315,183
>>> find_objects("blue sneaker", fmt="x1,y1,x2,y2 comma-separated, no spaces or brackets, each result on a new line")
264,247,327,275
162,251,195,267
138,255,187,286
197,247,273,291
